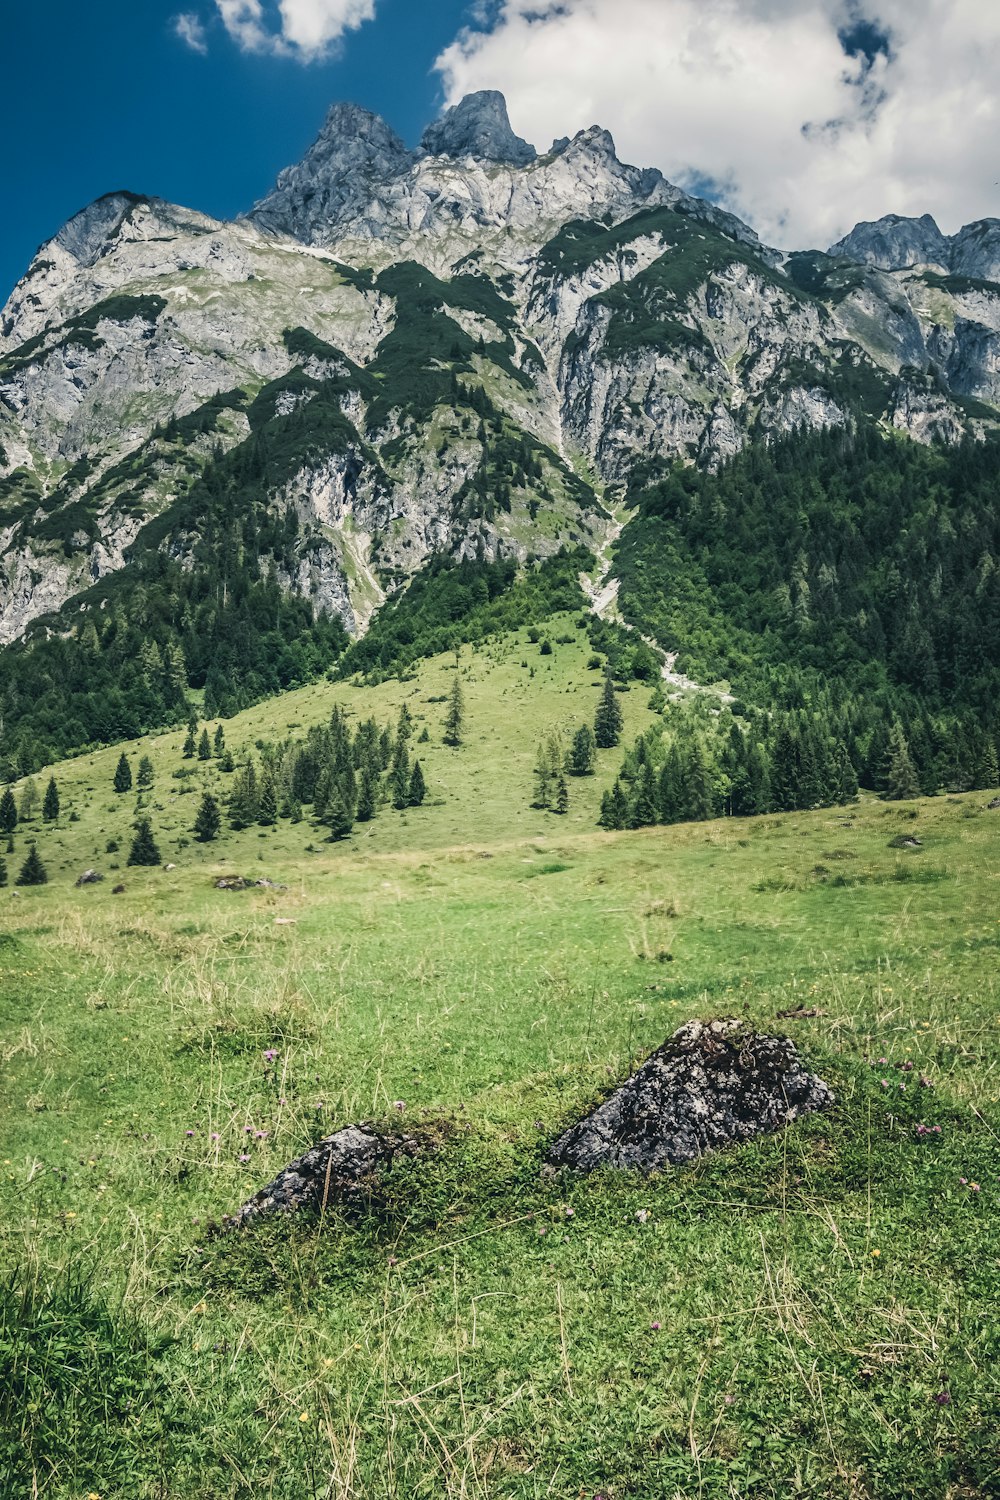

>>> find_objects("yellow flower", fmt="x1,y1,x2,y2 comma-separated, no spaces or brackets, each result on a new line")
871,1248,881,1258
299,1411,310,1423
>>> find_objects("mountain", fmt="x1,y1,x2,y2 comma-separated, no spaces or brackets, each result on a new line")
1,90,999,770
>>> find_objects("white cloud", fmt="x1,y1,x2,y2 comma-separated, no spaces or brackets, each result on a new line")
214,0,375,60
435,0,1000,249
173,12,209,53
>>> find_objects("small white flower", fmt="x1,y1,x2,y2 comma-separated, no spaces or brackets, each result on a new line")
635,1209,649,1224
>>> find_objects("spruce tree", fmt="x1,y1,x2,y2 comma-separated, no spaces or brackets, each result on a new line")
113,754,133,794
42,777,60,822
182,731,197,759
136,755,155,790
18,779,38,821
16,844,47,886
594,673,624,749
213,725,225,756
566,724,597,776
408,761,426,807
323,787,354,841
0,787,17,836
127,819,161,867
220,749,235,773
198,729,212,761
258,775,278,826
0,853,6,887
443,677,464,747
391,750,411,810
356,766,377,822
554,776,569,815
629,765,658,827
193,793,221,842
885,721,919,800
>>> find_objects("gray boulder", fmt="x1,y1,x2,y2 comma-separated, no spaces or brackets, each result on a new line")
548,1018,834,1173
232,1123,425,1227
75,868,104,886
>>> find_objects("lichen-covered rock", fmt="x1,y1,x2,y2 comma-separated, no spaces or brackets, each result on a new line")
548,1018,834,1173
232,1123,423,1227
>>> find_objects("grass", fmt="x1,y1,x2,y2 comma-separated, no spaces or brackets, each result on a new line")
1,629,999,1497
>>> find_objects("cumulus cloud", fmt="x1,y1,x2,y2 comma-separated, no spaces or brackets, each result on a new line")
173,12,209,53
214,0,375,59
435,0,1000,249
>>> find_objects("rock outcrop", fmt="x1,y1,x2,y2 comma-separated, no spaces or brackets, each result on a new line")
231,1122,426,1227
548,1018,834,1173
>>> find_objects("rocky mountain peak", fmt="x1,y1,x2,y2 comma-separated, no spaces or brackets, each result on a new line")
249,101,414,242
420,90,536,167
53,191,147,267
828,212,950,272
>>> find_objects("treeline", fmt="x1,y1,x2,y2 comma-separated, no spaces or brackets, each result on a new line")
614,423,1000,736
600,694,1000,831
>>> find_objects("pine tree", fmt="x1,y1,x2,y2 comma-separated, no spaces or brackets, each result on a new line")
443,677,464,747
884,720,920,801
391,749,411,810
554,775,569,815
42,777,60,822
16,844,48,886
323,786,354,841
356,766,377,822
136,755,155,790
228,762,259,829
566,724,597,776
220,749,235,773
408,761,426,806
594,672,624,749
18,779,38,821
258,774,278,826
182,731,196,759
113,754,133,794
629,765,658,827
198,729,212,761
599,780,629,830
127,819,161,866
0,787,17,835
193,793,221,842
213,725,225,756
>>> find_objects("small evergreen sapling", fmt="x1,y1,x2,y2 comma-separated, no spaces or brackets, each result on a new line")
42,777,60,822
136,755,155,790
198,729,212,761
113,754,133,794
408,760,426,806
554,775,569,815
127,819,161,867
0,787,17,835
193,793,221,843
16,844,47,886
213,725,225,755
443,677,464,747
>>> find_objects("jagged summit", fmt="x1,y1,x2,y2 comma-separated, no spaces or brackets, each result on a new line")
420,90,536,167
828,212,1000,280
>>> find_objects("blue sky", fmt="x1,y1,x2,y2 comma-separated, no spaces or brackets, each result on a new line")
0,0,472,303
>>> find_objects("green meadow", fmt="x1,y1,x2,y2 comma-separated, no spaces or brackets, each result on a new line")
2,626,999,1498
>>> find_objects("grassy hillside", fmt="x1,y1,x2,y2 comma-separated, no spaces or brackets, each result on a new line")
1,628,999,1498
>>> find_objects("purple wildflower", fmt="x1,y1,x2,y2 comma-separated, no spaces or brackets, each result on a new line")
238,1153,250,1164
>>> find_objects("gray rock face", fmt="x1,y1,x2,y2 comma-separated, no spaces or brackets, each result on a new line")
548,1018,834,1173
830,214,1000,284
232,1122,424,1226
250,102,415,243
421,90,536,166
829,213,950,272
